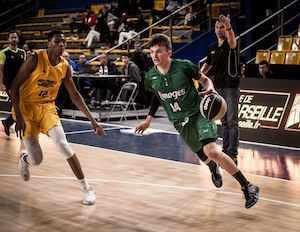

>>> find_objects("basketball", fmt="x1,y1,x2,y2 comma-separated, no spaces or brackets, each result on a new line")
200,94,227,121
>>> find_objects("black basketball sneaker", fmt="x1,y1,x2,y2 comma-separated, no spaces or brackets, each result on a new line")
242,183,259,208
211,163,223,188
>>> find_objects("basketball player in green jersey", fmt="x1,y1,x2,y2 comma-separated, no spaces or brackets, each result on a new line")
135,34,259,209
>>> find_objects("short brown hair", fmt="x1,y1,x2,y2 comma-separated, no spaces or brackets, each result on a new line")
148,33,172,51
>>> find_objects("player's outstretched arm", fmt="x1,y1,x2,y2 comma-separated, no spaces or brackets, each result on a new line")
10,54,37,138
62,66,105,136
135,95,159,134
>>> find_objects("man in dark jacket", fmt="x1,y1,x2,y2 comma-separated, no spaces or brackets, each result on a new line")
120,53,141,101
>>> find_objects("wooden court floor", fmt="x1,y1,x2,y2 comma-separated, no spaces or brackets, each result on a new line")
1,133,300,232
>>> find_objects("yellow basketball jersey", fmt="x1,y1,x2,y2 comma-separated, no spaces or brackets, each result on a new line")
19,50,68,103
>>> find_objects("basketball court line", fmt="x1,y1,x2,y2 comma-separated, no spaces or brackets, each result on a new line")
1,115,300,183
61,117,300,151
0,173,299,208
65,127,128,135
1,113,299,151
72,143,300,184
1,122,298,184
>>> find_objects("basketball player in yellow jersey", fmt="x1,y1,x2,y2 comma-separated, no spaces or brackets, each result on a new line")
10,30,105,205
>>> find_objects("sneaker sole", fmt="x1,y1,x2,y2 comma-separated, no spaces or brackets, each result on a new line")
82,200,95,205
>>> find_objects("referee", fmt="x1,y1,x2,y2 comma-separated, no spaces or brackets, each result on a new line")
0,30,26,136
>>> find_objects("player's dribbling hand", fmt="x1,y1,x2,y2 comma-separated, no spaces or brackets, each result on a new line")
15,117,26,139
135,121,150,134
198,87,217,96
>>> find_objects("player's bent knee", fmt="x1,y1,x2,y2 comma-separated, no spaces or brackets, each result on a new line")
48,126,74,159
203,143,219,160
57,141,74,159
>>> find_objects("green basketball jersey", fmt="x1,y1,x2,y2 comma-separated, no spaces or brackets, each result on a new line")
145,59,201,122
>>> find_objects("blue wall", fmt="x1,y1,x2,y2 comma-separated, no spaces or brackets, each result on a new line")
173,33,216,65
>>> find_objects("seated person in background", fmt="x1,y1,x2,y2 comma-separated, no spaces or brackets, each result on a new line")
82,22,101,48
23,43,33,58
70,6,97,39
98,5,118,28
131,41,153,107
62,52,76,70
119,53,141,101
117,13,138,46
135,14,148,38
74,54,91,99
257,60,273,79
74,54,89,74
90,53,119,107
131,41,153,73
151,0,178,24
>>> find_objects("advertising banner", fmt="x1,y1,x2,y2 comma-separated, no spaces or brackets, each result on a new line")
217,79,300,148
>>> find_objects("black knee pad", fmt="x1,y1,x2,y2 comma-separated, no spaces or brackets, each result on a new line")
196,149,208,162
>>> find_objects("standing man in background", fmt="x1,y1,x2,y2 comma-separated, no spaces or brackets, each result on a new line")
201,14,240,165
0,30,26,136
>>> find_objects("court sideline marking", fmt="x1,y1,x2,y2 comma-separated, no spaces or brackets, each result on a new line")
65,127,127,135
0,173,299,208
1,117,300,183
61,118,300,151
1,114,299,151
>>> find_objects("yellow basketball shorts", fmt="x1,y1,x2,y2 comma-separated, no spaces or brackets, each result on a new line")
12,101,61,138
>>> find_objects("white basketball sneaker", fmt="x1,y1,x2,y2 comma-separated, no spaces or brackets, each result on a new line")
19,150,30,181
82,187,96,205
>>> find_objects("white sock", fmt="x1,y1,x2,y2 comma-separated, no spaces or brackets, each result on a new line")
79,178,91,191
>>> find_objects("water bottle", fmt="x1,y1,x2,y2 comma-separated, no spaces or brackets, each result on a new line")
99,66,103,76
104,66,108,75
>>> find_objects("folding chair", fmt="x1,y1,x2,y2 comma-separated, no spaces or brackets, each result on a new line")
292,35,300,51
106,82,139,122
285,51,300,64
255,50,270,63
277,35,292,51
270,51,285,64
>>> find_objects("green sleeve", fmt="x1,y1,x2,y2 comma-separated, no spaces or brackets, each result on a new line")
0,51,6,65
182,59,200,80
